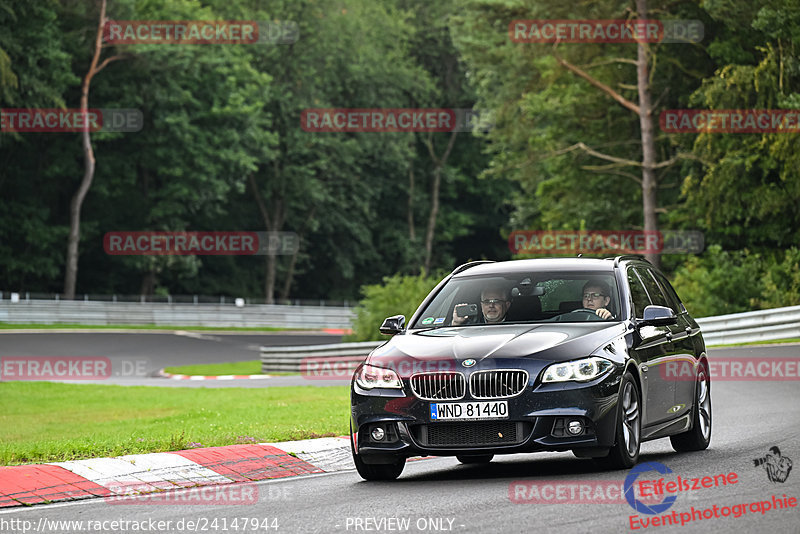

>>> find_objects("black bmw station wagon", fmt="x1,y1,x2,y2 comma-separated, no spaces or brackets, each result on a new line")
350,256,711,480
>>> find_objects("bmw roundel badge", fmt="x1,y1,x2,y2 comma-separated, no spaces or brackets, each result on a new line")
462,358,476,367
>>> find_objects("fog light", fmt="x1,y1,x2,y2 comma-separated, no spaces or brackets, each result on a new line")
567,420,584,435
370,426,386,441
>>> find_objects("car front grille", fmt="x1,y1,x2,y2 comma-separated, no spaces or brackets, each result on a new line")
410,372,465,400
411,421,530,447
469,370,529,399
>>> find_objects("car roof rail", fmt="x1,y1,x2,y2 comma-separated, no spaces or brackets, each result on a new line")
451,260,495,275
611,254,652,267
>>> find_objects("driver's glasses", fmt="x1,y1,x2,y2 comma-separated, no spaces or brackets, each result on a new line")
481,299,505,306
582,292,605,300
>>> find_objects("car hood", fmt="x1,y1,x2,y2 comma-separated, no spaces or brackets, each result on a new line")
368,323,626,366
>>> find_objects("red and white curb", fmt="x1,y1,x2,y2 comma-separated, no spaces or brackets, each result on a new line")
0,437,354,508
321,329,352,335
157,369,274,380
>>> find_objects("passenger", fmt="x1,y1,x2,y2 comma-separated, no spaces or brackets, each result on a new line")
452,284,510,325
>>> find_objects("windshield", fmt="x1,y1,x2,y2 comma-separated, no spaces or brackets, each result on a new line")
411,271,620,327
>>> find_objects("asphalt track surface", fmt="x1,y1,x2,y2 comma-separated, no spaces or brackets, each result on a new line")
0,331,346,387
1,343,800,533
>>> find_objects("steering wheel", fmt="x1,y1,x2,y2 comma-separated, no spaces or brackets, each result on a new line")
555,308,603,322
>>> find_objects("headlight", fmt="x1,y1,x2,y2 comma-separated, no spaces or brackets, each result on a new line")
355,363,403,389
541,357,613,383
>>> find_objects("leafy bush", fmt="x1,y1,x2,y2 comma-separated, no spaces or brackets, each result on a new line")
759,247,800,309
346,271,446,342
670,245,763,317
671,245,800,317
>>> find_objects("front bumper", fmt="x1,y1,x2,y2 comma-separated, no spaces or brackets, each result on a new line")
351,365,624,462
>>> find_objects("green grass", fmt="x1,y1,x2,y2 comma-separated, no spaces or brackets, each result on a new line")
712,337,800,347
164,361,273,376
0,323,294,331
0,382,349,465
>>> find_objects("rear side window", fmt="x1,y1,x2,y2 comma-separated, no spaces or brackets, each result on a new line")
651,270,687,313
626,268,652,319
636,267,670,308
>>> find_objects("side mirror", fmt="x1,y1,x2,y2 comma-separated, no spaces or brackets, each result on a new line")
379,314,406,335
639,305,677,326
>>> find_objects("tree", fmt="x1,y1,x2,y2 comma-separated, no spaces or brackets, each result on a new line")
451,0,714,266
60,0,275,296
0,0,79,290
63,0,128,298
223,0,432,302
400,0,507,274
679,0,800,251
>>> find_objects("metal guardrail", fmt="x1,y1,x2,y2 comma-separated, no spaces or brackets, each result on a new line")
259,306,800,372
697,304,800,346
0,300,355,329
260,341,382,373
0,291,352,307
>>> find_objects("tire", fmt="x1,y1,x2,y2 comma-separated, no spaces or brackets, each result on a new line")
670,365,711,452
350,423,405,481
456,454,493,464
594,371,641,470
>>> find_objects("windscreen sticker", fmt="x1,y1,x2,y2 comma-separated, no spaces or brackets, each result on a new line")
433,317,445,324
421,317,435,325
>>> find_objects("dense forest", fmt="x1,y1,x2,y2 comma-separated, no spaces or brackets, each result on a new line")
1,0,798,317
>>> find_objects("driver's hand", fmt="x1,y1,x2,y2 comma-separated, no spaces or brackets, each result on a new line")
452,303,469,325
595,308,612,319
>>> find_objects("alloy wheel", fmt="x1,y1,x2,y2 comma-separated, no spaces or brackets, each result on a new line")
621,380,640,457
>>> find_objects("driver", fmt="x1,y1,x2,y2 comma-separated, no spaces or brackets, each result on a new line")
580,280,614,319
452,284,510,325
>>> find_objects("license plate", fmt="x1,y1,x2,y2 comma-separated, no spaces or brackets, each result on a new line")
429,401,508,421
